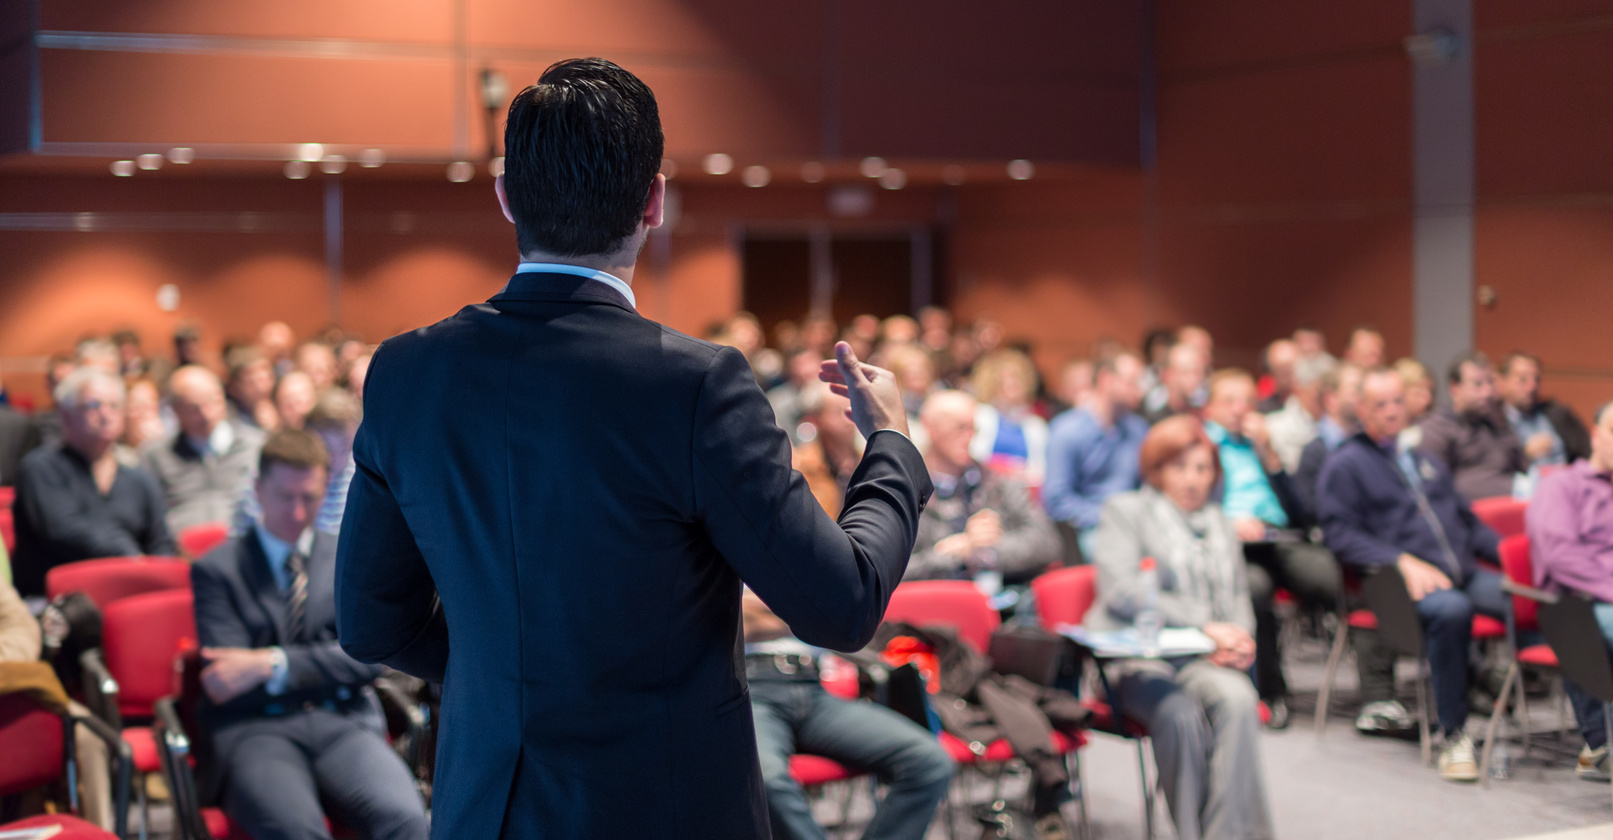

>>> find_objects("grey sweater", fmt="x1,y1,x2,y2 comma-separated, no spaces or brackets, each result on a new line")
1084,488,1255,634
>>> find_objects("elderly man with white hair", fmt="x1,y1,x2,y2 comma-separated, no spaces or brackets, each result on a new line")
11,367,175,596
908,390,1059,583
142,365,266,534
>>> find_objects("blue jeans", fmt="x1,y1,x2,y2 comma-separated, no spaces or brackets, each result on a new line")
1419,569,1508,735
1564,603,1613,749
750,677,954,840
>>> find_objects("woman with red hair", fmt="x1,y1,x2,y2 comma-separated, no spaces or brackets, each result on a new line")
1084,415,1273,840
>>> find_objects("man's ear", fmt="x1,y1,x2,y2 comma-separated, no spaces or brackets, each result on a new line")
642,174,666,230
495,174,516,225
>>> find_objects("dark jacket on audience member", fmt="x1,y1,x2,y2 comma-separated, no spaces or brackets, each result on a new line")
11,445,175,596
1417,406,1525,501
335,271,932,840
191,531,387,800
1318,432,1500,582
0,406,40,486
1529,398,1592,464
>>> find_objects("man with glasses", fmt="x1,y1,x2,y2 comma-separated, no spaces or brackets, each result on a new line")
11,368,174,597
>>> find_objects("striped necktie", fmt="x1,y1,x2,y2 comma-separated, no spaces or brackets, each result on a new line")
284,551,308,643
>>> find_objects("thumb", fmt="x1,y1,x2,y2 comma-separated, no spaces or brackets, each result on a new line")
834,341,866,385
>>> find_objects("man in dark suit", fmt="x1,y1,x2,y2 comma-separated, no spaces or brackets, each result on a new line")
335,58,931,840
193,429,427,840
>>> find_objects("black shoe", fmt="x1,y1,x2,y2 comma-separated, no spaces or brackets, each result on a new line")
1264,697,1291,730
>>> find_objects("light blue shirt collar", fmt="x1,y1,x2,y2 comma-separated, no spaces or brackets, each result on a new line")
515,262,636,310
256,525,316,592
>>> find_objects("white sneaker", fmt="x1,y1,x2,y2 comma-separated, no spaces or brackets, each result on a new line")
1355,700,1417,735
1439,734,1479,782
1579,745,1610,782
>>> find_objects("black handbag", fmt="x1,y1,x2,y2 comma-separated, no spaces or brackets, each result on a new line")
986,625,1073,689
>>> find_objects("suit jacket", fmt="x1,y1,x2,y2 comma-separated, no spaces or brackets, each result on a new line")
335,272,932,840
192,531,386,795
0,406,40,486
141,421,265,535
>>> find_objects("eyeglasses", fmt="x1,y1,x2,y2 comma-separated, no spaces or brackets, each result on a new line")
78,400,124,413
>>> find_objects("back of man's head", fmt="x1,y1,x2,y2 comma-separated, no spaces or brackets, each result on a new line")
503,58,664,258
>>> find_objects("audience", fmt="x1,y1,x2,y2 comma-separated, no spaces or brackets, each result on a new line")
274,371,317,431
1319,367,1505,782
232,389,361,537
743,588,954,840
790,383,861,516
969,349,1048,485
119,377,167,460
1343,327,1385,370
11,368,175,596
908,391,1059,585
1264,355,1330,474
294,342,339,393
1527,399,1613,781
767,349,828,444
347,353,373,400
1142,343,1208,425
1498,351,1590,470
0,387,40,485
1292,326,1335,383
1086,415,1274,840
1201,369,1339,727
1258,339,1299,413
1292,364,1364,522
1394,357,1436,432
192,429,428,840
1042,353,1149,553
257,321,297,377
226,347,280,431
1419,351,1526,501
141,365,266,534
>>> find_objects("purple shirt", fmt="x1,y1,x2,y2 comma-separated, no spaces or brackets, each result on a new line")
1526,460,1613,603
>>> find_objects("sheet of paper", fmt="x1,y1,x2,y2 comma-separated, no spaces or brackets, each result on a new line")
1056,625,1217,659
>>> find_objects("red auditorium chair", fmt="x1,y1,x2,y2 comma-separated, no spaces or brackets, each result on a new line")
1478,535,1565,784
0,688,132,839
1315,568,1506,764
1472,497,1528,540
884,580,1088,837
45,556,191,610
177,522,231,560
80,589,197,838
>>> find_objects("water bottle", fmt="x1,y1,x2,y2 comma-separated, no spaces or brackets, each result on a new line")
973,548,1003,597
1135,557,1163,657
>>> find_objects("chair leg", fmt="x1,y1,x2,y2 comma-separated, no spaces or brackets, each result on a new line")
1416,666,1433,767
1136,738,1155,840
1316,622,1350,737
1071,751,1091,840
137,772,149,840
1480,662,1519,788
1516,667,1533,758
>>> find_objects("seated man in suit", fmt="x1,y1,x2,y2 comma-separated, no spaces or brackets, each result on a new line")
11,368,174,597
192,429,427,840
744,589,952,840
1319,367,1506,782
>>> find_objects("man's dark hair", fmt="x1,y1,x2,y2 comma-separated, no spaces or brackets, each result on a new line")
1446,350,1492,385
1499,351,1541,377
1095,350,1141,381
503,58,664,257
259,428,330,477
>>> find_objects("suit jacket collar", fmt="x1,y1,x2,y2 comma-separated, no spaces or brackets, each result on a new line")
490,271,637,315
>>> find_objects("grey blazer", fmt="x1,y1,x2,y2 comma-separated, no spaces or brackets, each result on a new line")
1083,489,1255,634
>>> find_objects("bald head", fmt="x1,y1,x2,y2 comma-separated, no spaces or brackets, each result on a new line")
170,365,227,440
921,390,978,475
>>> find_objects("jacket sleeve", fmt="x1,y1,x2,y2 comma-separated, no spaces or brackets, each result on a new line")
1319,455,1404,568
1267,468,1307,530
693,347,932,652
1089,497,1212,629
1416,415,1458,474
989,478,1060,582
334,349,449,683
1550,402,1593,463
191,560,277,713
1040,416,1100,529
1527,472,1613,602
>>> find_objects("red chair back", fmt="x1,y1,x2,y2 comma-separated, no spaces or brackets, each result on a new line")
1498,534,1538,632
0,507,12,554
102,589,196,719
0,486,15,509
45,557,191,609
1030,566,1097,629
1472,497,1528,539
0,692,66,796
883,581,1001,653
177,522,231,559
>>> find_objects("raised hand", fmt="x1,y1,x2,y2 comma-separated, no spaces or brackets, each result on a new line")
818,341,910,439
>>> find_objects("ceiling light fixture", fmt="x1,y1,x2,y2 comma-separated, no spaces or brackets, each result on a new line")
703,153,734,176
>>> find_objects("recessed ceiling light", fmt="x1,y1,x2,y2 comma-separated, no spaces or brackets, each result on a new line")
489,156,505,177
359,149,386,168
801,162,825,183
447,161,475,182
660,158,678,179
859,157,886,178
320,155,347,175
878,168,907,190
703,153,734,176
742,165,771,188
167,147,195,164
284,160,311,180
110,160,136,177
136,154,163,171
297,144,324,163
1007,159,1035,180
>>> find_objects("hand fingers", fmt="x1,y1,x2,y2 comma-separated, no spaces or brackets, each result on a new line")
834,341,867,385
